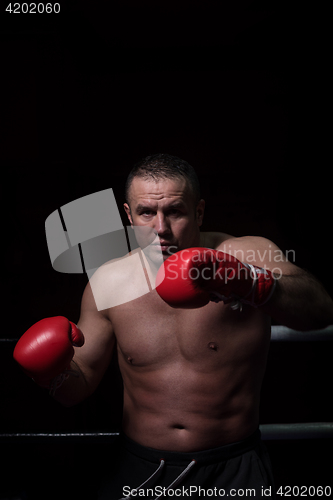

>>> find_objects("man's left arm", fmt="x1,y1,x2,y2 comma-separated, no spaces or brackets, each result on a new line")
246,238,333,331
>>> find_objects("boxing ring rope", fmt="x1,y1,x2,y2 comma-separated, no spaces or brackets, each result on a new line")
2,325,333,443
1,423,333,443
270,324,333,341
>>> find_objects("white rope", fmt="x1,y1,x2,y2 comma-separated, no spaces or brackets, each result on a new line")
2,424,333,441
271,324,333,341
260,422,333,440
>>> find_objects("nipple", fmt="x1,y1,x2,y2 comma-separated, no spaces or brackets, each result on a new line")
207,342,218,351
127,356,133,364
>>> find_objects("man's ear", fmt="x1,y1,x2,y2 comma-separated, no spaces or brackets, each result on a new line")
124,203,133,226
196,199,205,227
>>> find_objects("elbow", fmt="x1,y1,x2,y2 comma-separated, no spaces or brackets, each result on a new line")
297,320,332,332
282,315,333,332
312,301,333,331
52,394,80,408
52,389,90,407
283,299,333,331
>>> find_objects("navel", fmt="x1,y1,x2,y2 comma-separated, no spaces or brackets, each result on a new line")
207,342,218,351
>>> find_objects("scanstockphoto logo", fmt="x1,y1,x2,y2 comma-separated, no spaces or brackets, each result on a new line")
164,246,295,270
45,189,295,310
122,485,273,497
45,188,164,311
160,247,291,282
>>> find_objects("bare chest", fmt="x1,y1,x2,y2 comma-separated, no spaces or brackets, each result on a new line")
108,291,270,368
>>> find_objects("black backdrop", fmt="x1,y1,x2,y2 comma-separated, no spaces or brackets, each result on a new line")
1,2,332,499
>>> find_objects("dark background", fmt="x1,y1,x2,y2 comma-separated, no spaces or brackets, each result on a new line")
1,1,332,499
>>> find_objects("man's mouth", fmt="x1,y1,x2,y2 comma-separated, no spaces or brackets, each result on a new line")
153,242,177,253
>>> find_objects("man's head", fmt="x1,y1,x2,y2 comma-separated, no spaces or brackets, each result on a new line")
124,154,205,258
125,154,201,207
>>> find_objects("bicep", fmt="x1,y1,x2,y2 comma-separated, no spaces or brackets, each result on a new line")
228,236,302,277
250,238,304,277
250,237,301,277
74,282,115,392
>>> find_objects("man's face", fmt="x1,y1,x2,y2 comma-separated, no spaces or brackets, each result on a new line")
124,177,205,261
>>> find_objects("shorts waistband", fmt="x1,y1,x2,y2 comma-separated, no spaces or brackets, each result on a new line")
121,429,261,466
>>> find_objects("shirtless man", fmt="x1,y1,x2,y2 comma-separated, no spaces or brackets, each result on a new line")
14,154,333,499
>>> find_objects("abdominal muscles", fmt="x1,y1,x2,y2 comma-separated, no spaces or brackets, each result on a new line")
120,355,261,452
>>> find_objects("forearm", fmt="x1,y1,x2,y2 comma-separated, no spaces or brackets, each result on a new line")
263,272,333,331
52,359,90,407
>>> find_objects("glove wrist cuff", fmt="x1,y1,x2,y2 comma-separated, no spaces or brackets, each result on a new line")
241,265,277,308
209,264,277,310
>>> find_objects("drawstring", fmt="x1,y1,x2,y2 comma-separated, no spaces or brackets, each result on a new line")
119,459,165,499
119,458,196,500
154,459,196,500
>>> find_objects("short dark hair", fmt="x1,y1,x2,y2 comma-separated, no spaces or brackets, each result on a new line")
125,154,201,205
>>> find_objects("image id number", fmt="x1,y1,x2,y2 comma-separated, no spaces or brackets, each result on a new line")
277,485,332,497
6,3,60,13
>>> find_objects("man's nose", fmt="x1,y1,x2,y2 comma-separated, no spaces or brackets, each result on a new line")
154,213,170,235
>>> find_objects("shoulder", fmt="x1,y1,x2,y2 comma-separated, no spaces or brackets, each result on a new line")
200,231,235,249
80,257,128,316
215,235,299,275
89,250,139,282
86,249,153,311
217,235,277,253
200,232,267,252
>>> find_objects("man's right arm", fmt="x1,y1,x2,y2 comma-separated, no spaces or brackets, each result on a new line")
52,282,115,407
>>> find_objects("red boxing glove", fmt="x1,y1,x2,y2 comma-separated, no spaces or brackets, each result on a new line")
13,316,84,389
155,247,276,310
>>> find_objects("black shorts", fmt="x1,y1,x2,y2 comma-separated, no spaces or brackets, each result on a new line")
98,429,275,499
